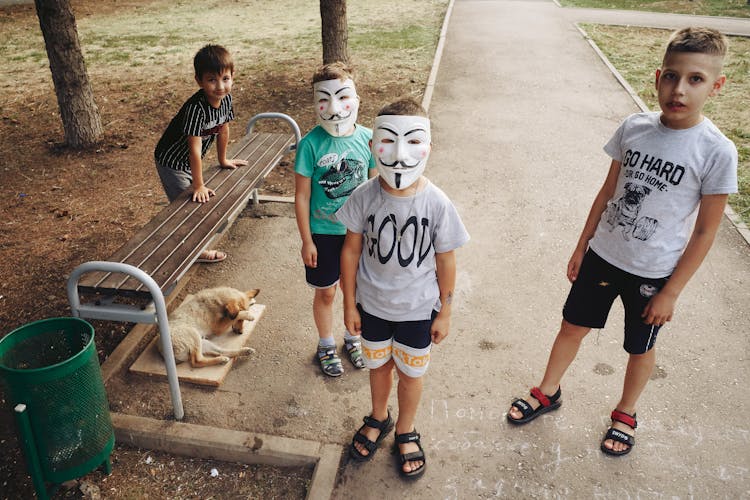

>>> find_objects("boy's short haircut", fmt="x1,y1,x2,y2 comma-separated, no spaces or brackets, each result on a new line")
664,27,728,63
312,61,355,84
194,44,234,79
377,97,428,118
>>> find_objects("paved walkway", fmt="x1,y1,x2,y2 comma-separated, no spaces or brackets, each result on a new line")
564,6,750,35
104,2,750,498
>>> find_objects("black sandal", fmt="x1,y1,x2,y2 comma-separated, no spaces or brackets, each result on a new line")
394,430,426,479
601,409,637,456
349,411,394,461
507,386,562,425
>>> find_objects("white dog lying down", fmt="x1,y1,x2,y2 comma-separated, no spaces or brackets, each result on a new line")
157,287,260,368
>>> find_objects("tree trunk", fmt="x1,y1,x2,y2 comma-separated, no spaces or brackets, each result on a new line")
34,0,103,148
320,0,349,64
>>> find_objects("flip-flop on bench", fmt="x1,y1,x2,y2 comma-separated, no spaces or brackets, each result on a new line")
66,113,300,420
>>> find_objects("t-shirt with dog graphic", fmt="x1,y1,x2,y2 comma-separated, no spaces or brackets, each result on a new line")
154,89,235,172
589,111,737,278
336,177,470,322
294,124,375,235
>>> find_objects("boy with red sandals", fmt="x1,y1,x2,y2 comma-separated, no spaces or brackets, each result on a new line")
508,27,737,456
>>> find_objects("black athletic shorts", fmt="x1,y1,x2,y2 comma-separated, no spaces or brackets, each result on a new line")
563,249,670,354
357,304,437,350
305,234,346,288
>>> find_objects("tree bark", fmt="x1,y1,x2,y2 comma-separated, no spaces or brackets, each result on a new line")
34,0,103,148
320,0,349,64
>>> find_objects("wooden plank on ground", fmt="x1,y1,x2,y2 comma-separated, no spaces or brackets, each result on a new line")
129,304,265,387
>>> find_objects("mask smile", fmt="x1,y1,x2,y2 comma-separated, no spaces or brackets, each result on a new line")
319,110,353,121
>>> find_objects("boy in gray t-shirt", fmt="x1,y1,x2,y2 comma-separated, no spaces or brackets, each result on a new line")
337,98,469,478
506,27,738,457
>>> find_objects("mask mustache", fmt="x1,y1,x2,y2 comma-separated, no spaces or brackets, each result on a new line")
379,159,421,169
320,110,352,121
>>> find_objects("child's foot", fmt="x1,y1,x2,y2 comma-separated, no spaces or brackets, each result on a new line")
344,337,366,369
507,386,561,424
601,409,637,456
316,345,343,377
394,429,426,479
350,411,393,461
196,249,227,263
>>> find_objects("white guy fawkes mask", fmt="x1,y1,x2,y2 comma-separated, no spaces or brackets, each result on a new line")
372,115,431,190
313,78,359,137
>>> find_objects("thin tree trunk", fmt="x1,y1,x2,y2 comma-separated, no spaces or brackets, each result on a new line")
320,0,349,64
35,0,103,148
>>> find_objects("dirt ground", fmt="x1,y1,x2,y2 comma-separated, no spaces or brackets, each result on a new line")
0,0,436,497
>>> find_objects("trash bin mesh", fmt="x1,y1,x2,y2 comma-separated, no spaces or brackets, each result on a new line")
0,318,114,478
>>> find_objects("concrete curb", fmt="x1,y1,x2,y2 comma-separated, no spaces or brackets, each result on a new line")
576,22,750,248
422,0,455,112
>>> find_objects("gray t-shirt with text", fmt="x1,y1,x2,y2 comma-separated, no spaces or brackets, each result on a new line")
590,112,737,278
336,178,470,321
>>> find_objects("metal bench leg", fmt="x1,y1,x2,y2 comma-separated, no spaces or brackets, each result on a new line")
66,261,185,420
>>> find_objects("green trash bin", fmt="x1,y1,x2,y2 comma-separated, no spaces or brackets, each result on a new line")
0,317,114,498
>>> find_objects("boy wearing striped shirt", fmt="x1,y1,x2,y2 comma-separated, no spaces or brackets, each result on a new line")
154,44,247,263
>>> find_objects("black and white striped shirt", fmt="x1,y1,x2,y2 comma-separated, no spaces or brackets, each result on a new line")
154,90,235,172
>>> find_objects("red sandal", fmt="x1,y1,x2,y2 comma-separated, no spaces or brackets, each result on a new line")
600,409,637,456
507,386,562,425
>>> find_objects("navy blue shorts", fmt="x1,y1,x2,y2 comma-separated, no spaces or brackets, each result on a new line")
563,249,670,354
357,305,438,377
357,304,437,350
305,234,345,288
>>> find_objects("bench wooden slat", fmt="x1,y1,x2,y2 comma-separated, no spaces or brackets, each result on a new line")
78,132,294,298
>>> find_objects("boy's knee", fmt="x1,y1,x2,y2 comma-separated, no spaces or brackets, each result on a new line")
315,286,337,304
559,320,590,340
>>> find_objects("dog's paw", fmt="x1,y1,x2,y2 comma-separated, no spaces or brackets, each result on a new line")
218,356,231,364
240,347,256,356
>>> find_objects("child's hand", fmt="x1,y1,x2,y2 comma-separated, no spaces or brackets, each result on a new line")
344,306,362,336
301,240,318,268
641,290,677,326
220,159,248,170
192,185,215,203
567,249,585,283
430,313,450,345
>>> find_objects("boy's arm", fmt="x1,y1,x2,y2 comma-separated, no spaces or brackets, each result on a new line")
568,159,621,282
341,230,364,335
216,122,248,169
188,135,215,203
641,193,728,326
431,250,457,345
294,173,317,268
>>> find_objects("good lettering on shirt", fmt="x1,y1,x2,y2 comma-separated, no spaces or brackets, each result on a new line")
365,213,432,268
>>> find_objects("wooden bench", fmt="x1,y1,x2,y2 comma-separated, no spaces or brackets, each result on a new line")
78,113,299,299
66,113,300,420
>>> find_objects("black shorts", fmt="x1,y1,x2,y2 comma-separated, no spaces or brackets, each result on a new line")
563,249,670,354
357,304,437,350
305,234,345,288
